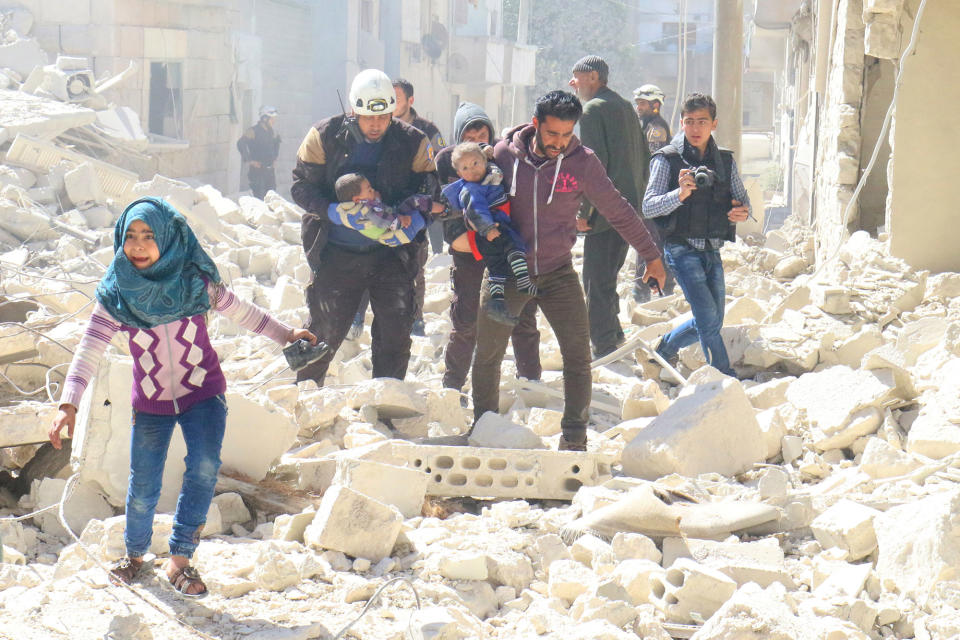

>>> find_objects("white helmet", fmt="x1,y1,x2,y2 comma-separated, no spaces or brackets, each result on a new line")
633,84,666,104
348,69,396,116
259,105,278,118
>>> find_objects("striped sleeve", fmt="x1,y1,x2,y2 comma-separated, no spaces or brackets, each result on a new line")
642,154,683,219
58,302,122,409
208,282,292,344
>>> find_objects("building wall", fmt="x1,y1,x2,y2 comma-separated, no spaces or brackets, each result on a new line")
887,0,960,273
811,0,864,263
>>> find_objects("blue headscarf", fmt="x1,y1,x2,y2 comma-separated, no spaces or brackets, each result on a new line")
95,197,221,329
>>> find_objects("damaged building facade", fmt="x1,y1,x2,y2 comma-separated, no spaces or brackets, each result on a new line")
2,0,536,197
754,0,959,273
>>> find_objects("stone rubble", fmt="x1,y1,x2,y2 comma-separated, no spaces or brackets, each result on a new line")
0,15,959,640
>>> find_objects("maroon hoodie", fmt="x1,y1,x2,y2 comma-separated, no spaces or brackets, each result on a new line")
493,124,660,276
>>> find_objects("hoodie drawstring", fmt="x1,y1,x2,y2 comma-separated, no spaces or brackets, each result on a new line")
510,157,519,197
546,154,564,204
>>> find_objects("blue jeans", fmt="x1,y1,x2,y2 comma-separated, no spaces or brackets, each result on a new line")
657,242,733,375
125,394,227,559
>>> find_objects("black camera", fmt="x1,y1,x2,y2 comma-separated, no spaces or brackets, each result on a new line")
282,339,331,372
693,166,717,188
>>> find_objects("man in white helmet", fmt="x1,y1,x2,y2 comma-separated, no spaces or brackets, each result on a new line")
291,68,440,385
237,105,281,199
633,85,671,153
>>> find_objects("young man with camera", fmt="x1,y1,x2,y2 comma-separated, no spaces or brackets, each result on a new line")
642,93,750,377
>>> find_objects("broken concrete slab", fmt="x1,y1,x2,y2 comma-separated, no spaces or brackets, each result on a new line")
548,558,597,603
662,537,793,589
63,162,103,208
859,437,922,479
786,365,899,450
611,532,661,564
6,134,136,201
303,484,402,562
621,379,670,420
335,458,427,519
468,412,546,450
875,488,960,608
810,499,881,561
621,375,766,479
347,378,426,419
650,558,737,624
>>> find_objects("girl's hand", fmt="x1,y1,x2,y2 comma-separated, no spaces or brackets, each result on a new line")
287,328,317,345
485,227,501,241
50,405,77,450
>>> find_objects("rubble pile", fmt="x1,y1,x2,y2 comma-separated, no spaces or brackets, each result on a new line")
3,18,960,640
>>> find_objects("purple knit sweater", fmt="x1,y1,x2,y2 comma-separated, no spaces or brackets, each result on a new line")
60,282,292,415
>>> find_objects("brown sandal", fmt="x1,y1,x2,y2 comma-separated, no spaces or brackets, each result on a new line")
167,564,207,597
108,556,143,586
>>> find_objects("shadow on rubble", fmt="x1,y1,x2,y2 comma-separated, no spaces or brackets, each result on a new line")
126,569,334,639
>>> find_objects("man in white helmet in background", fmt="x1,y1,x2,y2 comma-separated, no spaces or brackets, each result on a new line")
291,68,440,385
237,105,281,199
632,84,676,302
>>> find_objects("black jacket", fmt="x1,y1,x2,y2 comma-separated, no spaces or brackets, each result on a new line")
291,115,438,272
237,120,280,167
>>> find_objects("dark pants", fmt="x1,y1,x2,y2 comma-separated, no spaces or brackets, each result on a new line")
472,262,590,440
657,241,732,375
443,250,540,390
298,245,416,384
413,241,428,324
476,232,522,280
582,227,630,357
427,220,444,254
248,165,276,200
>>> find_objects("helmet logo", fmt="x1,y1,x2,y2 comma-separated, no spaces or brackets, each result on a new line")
366,98,389,113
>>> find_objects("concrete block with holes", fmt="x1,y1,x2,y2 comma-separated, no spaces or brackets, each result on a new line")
352,441,613,500
650,558,738,624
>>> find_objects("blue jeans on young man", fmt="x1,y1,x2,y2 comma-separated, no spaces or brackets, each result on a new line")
125,394,227,559
656,241,733,375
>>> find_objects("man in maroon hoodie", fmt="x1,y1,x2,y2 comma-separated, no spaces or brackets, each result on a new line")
472,90,666,451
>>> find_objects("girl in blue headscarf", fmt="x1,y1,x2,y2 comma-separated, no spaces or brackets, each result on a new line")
49,198,316,597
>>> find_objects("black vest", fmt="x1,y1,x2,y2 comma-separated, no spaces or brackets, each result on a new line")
654,141,735,244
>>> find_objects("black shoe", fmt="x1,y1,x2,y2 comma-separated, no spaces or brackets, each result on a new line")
485,298,518,326
411,319,426,336
558,433,587,452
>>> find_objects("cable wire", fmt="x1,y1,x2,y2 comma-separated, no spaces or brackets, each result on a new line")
332,576,423,640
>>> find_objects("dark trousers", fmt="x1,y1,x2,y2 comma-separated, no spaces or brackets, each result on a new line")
472,262,590,440
413,240,428,324
426,220,444,254
476,233,522,280
443,250,540,390
248,165,276,200
582,227,630,357
298,245,416,384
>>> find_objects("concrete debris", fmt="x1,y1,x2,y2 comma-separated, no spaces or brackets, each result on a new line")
621,371,766,479
0,9,957,638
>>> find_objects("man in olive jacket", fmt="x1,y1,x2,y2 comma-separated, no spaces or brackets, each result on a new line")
569,55,652,358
